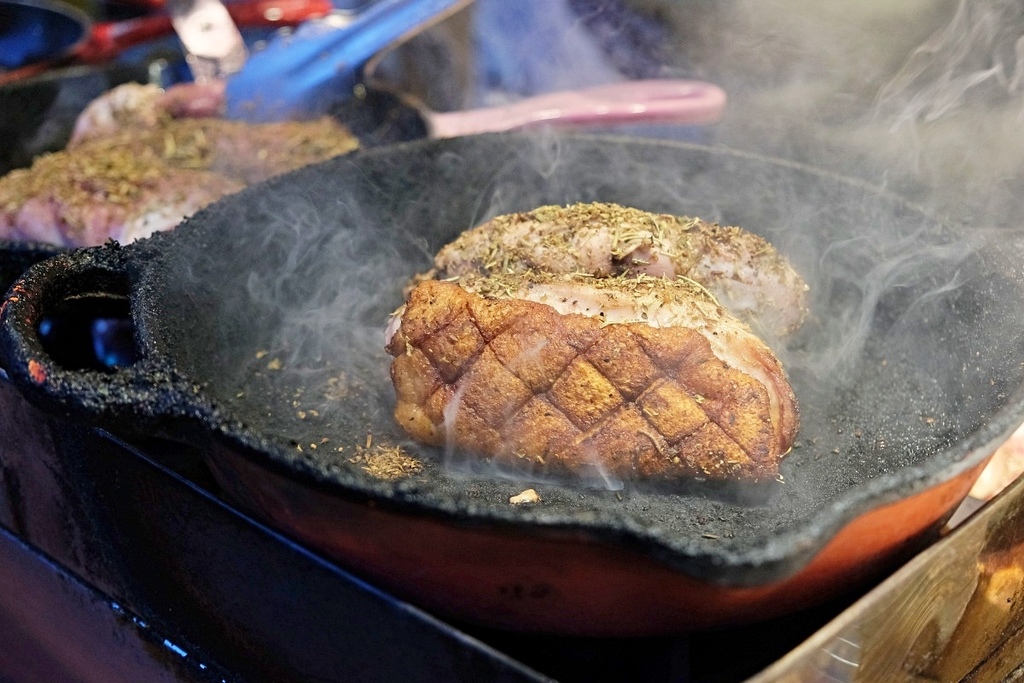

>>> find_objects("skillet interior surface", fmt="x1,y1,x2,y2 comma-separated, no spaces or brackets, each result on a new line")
128,133,1024,584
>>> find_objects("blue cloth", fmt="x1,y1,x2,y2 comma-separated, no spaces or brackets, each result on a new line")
224,0,467,121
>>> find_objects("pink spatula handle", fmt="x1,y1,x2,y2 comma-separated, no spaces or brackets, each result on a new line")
428,79,727,138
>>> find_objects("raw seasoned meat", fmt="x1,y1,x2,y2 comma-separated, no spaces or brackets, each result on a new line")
69,82,167,144
431,203,809,336
0,83,359,247
386,272,799,483
70,82,226,144
0,163,242,246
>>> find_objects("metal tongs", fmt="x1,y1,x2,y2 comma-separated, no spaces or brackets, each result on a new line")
220,0,471,121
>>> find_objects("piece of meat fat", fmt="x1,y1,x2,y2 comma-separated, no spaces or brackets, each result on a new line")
433,202,809,337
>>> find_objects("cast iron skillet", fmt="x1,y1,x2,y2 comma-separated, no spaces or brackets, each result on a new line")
3,133,1024,630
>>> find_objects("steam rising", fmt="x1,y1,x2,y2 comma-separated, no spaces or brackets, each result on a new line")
791,226,980,382
877,0,1024,126
673,0,1024,225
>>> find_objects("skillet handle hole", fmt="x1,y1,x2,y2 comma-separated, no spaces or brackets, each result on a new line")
38,293,140,372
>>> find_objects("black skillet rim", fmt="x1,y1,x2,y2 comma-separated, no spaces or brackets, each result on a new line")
13,132,1024,586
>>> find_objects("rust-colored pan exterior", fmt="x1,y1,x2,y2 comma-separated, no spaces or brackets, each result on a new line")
208,443,988,635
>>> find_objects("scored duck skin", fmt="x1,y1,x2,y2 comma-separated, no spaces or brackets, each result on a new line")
431,203,810,337
386,273,799,483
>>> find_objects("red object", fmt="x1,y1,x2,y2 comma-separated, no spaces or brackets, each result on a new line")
80,0,334,62
0,0,333,85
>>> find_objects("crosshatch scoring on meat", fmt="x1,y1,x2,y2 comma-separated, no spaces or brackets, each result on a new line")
386,203,806,484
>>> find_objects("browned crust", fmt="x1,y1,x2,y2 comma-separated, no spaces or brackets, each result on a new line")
388,280,792,482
